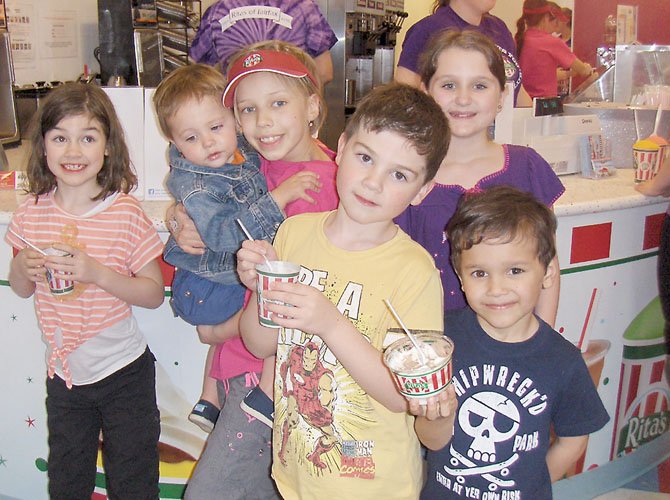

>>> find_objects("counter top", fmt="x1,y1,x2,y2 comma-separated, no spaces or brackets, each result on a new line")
0,139,667,225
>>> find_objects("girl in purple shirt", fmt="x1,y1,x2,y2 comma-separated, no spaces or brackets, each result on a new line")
395,29,565,325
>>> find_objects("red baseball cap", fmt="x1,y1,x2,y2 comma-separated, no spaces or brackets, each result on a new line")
223,49,318,108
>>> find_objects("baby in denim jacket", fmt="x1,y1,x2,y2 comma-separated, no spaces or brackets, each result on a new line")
154,64,288,326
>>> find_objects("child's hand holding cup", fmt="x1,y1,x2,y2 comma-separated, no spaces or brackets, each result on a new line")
44,247,75,296
256,261,300,328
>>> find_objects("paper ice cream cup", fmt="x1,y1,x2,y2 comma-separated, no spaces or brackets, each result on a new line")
384,330,454,402
44,247,74,296
256,261,300,328
633,142,661,183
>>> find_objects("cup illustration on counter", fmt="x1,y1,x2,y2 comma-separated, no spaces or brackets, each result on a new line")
384,329,454,402
44,247,75,296
256,261,300,328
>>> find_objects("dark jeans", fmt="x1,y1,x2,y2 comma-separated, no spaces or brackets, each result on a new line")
659,214,670,354
46,347,160,500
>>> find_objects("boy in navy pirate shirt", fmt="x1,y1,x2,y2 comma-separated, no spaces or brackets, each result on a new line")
409,186,609,499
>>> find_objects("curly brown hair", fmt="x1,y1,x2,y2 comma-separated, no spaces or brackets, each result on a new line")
26,82,136,201
447,186,557,272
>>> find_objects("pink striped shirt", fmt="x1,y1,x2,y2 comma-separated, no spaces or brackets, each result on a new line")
5,191,163,387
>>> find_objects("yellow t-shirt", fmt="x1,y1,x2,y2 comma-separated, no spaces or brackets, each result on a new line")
271,211,444,499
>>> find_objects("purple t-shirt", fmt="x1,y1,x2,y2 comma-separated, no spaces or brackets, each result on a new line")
520,28,577,99
395,144,565,315
189,0,337,69
397,5,521,102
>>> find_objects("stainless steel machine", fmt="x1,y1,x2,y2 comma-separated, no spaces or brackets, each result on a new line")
316,0,406,150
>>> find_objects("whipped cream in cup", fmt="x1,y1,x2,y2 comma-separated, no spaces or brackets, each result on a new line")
384,330,454,403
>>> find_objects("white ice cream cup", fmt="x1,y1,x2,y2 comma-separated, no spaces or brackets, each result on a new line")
255,261,300,328
44,247,74,296
384,330,454,402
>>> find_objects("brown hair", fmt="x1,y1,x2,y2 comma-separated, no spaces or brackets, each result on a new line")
344,83,449,183
432,0,449,14
515,0,563,54
226,40,326,135
447,186,557,271
26,82,136,201
419,29,507,91
153,63,228,141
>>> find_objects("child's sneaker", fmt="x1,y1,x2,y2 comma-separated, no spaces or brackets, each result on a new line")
188,399,219,433
240,386,274,427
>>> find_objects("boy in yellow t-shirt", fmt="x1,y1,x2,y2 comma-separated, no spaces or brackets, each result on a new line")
237,83,450,499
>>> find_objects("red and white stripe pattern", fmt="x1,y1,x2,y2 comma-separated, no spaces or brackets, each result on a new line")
257,272,298,328
610,341,669,459
393,361,452,398
633,149,661,182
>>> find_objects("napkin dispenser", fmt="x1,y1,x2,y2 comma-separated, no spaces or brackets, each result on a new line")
521,114,603,175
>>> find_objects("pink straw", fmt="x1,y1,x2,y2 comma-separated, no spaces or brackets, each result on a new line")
577,288,598,351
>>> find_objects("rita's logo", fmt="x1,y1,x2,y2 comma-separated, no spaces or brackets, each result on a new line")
243,53,262,68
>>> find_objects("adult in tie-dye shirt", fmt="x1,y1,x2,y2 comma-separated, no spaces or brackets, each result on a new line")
189,0,337,82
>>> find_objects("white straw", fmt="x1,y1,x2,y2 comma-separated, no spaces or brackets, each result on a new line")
633,109,641,141
653,104,663,136
8,228,47,255
235,218,273,269
384,298,427,365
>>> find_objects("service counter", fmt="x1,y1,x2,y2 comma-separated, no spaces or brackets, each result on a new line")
1,169,669,498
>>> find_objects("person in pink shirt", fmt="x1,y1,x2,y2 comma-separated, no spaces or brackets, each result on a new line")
515,0,592,99
168,41,338,499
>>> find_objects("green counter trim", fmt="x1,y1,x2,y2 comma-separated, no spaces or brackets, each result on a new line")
561,251,658,275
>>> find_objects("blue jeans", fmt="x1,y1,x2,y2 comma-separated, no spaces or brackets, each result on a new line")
170,268,245,326
46,348,160,500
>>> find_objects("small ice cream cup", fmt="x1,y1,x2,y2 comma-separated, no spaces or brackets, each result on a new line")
256,261,300,328
383,330,454,402
633,139,661,183
44,247,74,296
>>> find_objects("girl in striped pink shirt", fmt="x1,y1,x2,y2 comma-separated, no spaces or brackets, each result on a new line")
5,83,165,499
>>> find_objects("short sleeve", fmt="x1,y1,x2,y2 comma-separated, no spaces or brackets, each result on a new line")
526,147,565,207
303,3,338,56
397,21,430,74
552,351,610,437
125,200,164,274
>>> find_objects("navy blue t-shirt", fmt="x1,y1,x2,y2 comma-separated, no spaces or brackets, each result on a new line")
421,307,609,499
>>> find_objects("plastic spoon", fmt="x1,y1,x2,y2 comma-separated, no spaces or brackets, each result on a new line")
384,298,427,365
235,218,273,270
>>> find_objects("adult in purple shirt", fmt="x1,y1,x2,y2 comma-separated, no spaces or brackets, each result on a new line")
190,0,337,83
396,0,531,106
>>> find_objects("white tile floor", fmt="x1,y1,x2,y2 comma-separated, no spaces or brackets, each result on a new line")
594,489,670,499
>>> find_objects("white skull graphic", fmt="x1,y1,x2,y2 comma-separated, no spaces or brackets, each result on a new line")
458,392,520,463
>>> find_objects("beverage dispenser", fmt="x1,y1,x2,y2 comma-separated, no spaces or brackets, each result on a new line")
315,0,406,150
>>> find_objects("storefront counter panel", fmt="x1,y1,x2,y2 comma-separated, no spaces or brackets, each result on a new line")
0,170,668,498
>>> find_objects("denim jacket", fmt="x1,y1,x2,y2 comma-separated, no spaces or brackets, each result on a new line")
163,135,284,284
